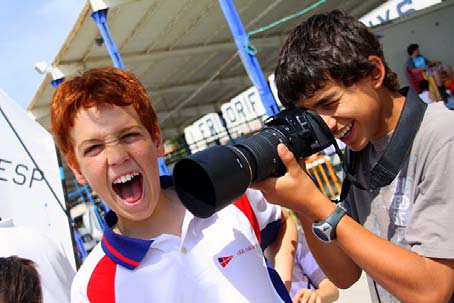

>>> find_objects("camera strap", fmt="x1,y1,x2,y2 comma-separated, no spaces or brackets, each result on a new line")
339,87,427,201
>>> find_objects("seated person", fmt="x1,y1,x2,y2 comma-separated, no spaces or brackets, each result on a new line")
0,256,43,303
50,67,295,302
407,43,453,100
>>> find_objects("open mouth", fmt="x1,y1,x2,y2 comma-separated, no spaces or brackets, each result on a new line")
112,172,144,204
337,122,353,140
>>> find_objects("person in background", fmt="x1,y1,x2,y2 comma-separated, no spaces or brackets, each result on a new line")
0,256,42,303
0,218,75,303
254,10,454,302
50,67,295,302
406,43,453,101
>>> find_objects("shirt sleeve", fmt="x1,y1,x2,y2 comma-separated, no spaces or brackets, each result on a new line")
245,188,282,249
245,188,282,229
406,134,454,259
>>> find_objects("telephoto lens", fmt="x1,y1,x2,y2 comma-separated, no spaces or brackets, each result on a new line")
173,108,335,218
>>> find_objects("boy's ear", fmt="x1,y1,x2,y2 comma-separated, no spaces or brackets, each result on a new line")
153,126,165,157
368,55,386,89
67,160,87,185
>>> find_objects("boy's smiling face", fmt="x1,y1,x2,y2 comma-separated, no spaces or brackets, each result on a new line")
298,77,387,152
69,104,164,223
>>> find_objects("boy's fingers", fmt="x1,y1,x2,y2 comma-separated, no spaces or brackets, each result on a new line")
277,144,301,175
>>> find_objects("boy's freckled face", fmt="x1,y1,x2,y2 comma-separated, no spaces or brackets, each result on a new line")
69,104,164,223
299,79,384,152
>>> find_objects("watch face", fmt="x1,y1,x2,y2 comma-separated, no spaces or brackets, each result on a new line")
312,206,346,243
313,222,333,242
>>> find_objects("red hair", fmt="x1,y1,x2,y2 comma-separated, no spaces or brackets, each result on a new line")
50,67,159,168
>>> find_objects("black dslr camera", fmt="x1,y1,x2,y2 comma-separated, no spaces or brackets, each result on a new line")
173,108,335,218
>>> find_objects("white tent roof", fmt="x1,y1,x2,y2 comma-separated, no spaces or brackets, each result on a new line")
28,0,382,139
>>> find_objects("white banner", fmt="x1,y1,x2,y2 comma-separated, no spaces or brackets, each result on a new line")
0,89,76,270
360,0,442,27
184,113,229,153
268,73,283,108
220,86,265,136
184,75,283,153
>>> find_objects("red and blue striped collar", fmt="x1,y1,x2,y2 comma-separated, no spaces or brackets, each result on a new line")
101,211,153,270
101,175,174,270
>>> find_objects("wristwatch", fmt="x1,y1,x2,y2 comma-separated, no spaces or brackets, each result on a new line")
312,205,346,243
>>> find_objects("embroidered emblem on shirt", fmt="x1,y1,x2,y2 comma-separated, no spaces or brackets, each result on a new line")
218,256,234,268
218,243,260,268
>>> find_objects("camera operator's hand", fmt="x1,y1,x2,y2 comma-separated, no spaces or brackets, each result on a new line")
252,144,329,220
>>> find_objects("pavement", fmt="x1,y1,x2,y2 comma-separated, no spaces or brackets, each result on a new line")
336,272,372,303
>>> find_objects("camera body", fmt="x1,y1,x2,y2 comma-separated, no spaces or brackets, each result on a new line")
173,108,335,218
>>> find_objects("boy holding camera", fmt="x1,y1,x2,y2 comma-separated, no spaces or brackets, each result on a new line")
50,67,294,302
254,10,454,302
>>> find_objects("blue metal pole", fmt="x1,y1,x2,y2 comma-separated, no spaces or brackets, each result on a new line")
73,225,89,262
51,78,64,88
91,9,125,69
90,8,170,175
218,0,279,116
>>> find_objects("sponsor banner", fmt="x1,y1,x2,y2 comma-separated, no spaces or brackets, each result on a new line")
184,113,230,153
360,0,441,27
184,76,282,153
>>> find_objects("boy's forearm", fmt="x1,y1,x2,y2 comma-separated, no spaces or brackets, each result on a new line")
299,213,362,289
299,198,454,301
335,215,454,302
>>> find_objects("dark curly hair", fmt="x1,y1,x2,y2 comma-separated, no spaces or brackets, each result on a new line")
275,10,400,108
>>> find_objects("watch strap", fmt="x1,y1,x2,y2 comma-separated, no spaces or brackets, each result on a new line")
312,205,346,242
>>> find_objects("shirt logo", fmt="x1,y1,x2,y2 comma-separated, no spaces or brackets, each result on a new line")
217,243,260,268
218,256,234,268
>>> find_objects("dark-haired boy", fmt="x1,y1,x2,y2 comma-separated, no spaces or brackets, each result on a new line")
254,10,454,302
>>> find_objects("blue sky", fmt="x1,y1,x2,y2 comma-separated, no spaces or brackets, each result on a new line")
0,1,85,108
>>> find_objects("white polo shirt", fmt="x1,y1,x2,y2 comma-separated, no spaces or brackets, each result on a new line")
71,183,291,302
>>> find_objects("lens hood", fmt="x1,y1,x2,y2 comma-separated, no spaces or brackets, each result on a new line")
173,145,251,218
